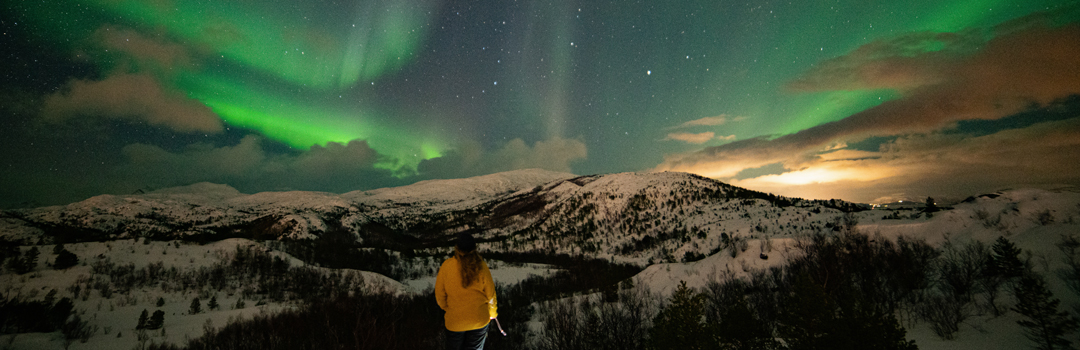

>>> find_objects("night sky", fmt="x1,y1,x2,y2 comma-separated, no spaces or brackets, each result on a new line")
2,0,1079,208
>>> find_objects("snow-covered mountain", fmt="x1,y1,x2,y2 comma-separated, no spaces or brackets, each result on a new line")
1,169,866,265
0,169,575,242
4,169,1080,350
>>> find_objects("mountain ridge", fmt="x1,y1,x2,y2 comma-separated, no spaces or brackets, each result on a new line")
3,169,867,266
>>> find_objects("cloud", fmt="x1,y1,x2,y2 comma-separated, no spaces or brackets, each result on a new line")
654,18,1080,202
730,116,1080,203
419,137,587,179
662,132,737,144
94,25,196,72
38,24,224,133
662,115,741,144
40,73,223,133
656,22,1080,179
664,132,714,144
785,31,970,92
277,140,386,190
118,135,267,184
672,115,735,128
113,136,391,193
490,137,587,173
12,133,581,205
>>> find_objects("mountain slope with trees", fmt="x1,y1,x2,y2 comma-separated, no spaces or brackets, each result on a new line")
1,170,1078,349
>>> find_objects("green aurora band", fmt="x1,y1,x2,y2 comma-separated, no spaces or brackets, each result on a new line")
15,0,1080,178
22,0,445,175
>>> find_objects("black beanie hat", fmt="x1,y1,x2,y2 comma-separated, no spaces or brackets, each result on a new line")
456,233,476,252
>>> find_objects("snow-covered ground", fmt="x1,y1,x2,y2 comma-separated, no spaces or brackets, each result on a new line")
402,260,560,292
3,170,1079,349
627,188,1080,349
0,239,403,350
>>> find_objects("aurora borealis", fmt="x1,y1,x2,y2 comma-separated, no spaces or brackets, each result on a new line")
2,0,1079,208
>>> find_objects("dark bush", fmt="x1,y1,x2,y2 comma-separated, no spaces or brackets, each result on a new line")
54,249,79,269
154,292,442,350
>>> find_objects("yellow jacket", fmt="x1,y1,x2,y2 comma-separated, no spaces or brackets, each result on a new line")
435,257,498,332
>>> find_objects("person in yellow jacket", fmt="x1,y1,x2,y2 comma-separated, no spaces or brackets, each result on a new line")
436,233,498,349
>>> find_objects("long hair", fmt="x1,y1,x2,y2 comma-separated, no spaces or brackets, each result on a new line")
455,246,483,287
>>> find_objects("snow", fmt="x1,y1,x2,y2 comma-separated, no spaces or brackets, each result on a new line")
0,238,404,350
634,237,800,297
627,187,1080,348
0,168,572,244
909,313,1031,350
3,170,1080,349
402,260,560,292
344,168,575,206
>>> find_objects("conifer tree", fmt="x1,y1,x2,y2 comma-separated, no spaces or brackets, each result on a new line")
982,236,1024,315
713,298,776,350
53,249,78,270
136,309,148,330
10,247,41,274
24,247,39,271
4,254,19,273
778,272,917,350
649,281,709,350
991,236,1024,278
924,197,938,213
49,298,75,330
190,297,202,315
156,297,165,307
208,295,219,310
148,310,165,330
1013,274,1079,350
43,289,57,306
777,273,835,349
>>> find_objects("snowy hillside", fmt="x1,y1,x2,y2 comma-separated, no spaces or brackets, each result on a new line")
0,168,577,244
0,169,859,262
0,238,404,350
626,188,1080,350
634,188,1080,295
2,169,1080,349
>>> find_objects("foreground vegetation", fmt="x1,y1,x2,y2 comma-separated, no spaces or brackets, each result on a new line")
4,213,1079,350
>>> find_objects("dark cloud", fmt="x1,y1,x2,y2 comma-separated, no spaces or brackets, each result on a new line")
419,137,587,179
112,136,394,193
272,139,388,192
786,31,971,92
489,137,587,173
117,135,265,184
40,73,223,133
0,135,400,208
94,25,197,73
38,25,223,133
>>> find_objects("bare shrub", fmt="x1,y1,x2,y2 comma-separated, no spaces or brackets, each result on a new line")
1034,209,1055,225
535,284,655,350
919,293,970,340
936,238,988,304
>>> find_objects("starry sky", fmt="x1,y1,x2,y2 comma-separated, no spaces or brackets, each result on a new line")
2,0,1079,208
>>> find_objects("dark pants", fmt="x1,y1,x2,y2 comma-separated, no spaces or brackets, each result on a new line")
446,323,489,350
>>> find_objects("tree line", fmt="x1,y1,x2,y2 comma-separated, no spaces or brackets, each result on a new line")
123,217,1080,350
6,215,1078,349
